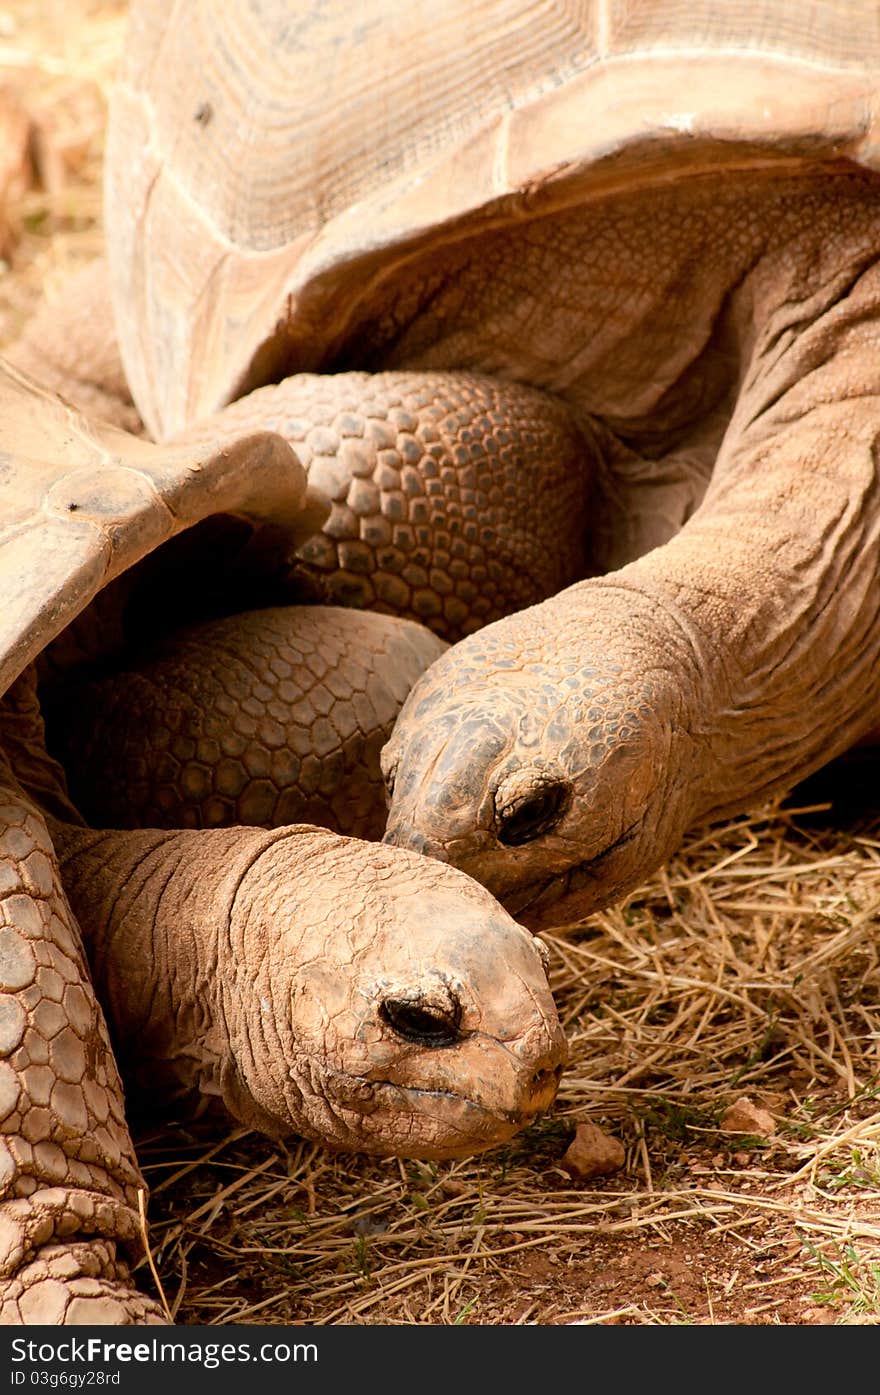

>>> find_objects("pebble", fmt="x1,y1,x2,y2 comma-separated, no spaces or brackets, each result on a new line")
719,1096,775,1137
561,1122,626,1180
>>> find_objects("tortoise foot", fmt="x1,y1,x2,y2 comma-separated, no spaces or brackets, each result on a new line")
0,1239,167,1324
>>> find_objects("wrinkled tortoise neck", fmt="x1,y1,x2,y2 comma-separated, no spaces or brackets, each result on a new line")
600,249,880,824
50,820,310,1126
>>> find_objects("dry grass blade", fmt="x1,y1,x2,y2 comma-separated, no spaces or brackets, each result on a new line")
137,1187,173,1325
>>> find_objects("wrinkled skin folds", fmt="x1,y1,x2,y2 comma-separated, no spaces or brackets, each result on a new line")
384,174,880,924
55,824,566,1160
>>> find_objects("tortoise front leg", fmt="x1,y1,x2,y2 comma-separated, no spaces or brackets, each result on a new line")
8,262,619,641
0,682,164,1324
176,368,593,640
7,265,596,641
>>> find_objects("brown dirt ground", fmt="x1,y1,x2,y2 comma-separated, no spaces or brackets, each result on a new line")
2,0,880,1327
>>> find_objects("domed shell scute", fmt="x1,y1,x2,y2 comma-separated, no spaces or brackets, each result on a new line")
106,0,880,440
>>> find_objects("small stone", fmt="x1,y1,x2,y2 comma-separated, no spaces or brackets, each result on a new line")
719,1096,775,1137
440,1178,468,1198
561,1122,626,1180
802,1306,837,1325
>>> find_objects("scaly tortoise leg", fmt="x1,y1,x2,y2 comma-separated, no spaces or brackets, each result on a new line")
46,606,446,841
13,260,722,640
0,675,165,1324
5,263,595,641
175,370,593,639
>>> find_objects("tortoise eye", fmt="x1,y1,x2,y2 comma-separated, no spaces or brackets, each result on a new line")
497,782,569,847
381,755,398,799
381,996,462,1047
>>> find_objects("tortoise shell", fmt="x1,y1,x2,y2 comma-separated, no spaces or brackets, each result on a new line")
106,0,880,439
0,361,311,697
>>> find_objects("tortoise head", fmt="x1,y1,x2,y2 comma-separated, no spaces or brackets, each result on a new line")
223,831,566,1159
382,586,708,927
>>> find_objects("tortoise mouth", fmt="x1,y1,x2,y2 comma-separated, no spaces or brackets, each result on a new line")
317,1063,557,1118
503,816,645,922
289,1054,560,1156
347,1079,549,1125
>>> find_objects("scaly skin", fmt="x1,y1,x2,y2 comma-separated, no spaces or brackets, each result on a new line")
23,173,880,932
383,173,880,924
0,356,565,1322
0,361,334,1324
9,275,593,644
47,606,446,840
0,677,165,1324
177,371,592,640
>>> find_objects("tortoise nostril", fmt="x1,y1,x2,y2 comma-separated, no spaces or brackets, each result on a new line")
531,1062,564,1093
381,994,462,1047
383,824,424,851
382,826,451,862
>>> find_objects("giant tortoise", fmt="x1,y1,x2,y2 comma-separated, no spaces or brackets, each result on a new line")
81,0,880,929
0,362,564,1324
